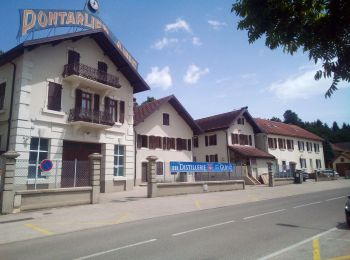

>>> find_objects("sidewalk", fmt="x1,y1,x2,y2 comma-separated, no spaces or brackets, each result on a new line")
0,179,349,245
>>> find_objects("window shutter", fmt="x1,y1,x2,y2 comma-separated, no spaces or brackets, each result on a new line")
206,155,209,162
137,135,142,149
68,50,80,64
205,136,208,146
119,101,125,123
94,94,100,112
163,137,167,150
167,137,171,150
215,154,218,162
98,61,108,72
187,139,192,151
75,88,82,109
249,135,252,146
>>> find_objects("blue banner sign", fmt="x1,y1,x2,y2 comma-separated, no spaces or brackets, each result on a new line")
17,9,138,70
170,162,234,173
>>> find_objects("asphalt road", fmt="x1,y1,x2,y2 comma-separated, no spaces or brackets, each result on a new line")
0,187,349,260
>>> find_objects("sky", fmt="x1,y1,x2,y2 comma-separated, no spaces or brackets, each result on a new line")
1,0,349,125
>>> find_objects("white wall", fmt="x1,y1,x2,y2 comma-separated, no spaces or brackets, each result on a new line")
135,102,193,184
227,116,255,147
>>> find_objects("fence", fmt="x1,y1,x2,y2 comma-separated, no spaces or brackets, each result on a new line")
274,164,294,179
13,159,91,190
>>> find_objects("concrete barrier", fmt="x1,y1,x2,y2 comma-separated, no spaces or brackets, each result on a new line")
13,187,92,212
155,180,245,197
274,178,294,186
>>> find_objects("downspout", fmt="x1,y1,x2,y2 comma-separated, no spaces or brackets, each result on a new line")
6,62,16,151
224,130,230,163
133,129,137,186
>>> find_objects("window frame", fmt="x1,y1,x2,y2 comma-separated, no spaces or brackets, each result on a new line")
114,145,125,177
28,137,49,179
163,113,170,126
156,161,164,176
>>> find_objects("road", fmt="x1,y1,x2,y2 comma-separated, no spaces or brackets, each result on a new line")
0,187,349,260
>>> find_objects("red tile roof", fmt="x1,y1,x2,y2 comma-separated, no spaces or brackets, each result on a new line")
332,142,350,152
195,107,261,133
254,118,323,141
134,95,202,134
228,145,275,159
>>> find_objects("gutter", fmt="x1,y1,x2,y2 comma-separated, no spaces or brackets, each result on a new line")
6,62,16,151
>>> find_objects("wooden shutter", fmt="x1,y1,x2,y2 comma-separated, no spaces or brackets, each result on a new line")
137,135,142,149
94,94,100,112
205,136,208,146
68,50,80,64
215,154,218,162
163,137,167,150
119,101,125,123
98,61,108,72
75,88,82,109
249,135,252,146
205,155,209,162
149,136,154,149
187,139,192,151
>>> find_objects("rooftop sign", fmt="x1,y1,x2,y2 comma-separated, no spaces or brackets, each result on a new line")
17,8,138,70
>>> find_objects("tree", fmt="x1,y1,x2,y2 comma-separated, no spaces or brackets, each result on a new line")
232,0,350,97
141,96,156,105
270,116,281,122
332,121,339,132
283,110,303,126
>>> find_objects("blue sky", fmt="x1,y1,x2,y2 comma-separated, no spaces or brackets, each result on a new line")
1,0,349,125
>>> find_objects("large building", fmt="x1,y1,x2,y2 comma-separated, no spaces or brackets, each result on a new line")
0,29,149,192
255,118,325,174
134,95,202,184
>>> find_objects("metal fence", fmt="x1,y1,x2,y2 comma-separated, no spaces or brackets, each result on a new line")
13,159,91,190
274,164,294,179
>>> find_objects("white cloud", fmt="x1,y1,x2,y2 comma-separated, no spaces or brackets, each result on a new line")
183,64,209,84
165,18,191,33
208,20,227,30
152,37,179,50
145,66,172,90
192,37,202,46
268,66,348,99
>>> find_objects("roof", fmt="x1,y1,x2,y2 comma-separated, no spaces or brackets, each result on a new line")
254,118,323,142
0,29,150,94
134,95,202,134
195,107,262,133
333,142,350,152
228,145,275,159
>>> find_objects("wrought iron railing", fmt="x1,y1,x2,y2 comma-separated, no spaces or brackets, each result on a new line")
63,63,121,88
68,108,115,126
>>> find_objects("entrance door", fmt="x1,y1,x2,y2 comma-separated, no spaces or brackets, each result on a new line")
61,141,101,187
141,162,148,183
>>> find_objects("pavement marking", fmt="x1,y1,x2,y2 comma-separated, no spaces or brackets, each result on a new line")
293,201,322,208
312,238,321,260
172,220,235,237
258,227,337,260
25,223,53,236
194,199,201,209
327,255,350,260
325,196,346,202
115,213,129,224
243,209,286,220
74,238,157,260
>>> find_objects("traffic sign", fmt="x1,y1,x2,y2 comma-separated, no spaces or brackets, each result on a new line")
39,159,53,172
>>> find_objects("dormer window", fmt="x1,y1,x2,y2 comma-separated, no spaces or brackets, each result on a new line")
237,118,245,125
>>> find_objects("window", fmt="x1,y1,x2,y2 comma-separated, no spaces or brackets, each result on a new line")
137,135,148,148
316,159,322,169
299,158,307,168
167,137,176,150
268,138,277,149
81,91,92,111
28,138,49,179
298,141,305,151
163,113,169,125
0,82,6,110
239,134,249,145
193,136,199,148
314,143,320,153
156,161,164,176
205,134,217,146
68,50,80,65
114,145,125,177
278,138,286,150
149,136,162,149
287,139,294,150
237,118,245,125
232,134,239,145
105,97,118,121
176,138,187,151
47,82,62,111
306,142,313,152
206,154,218,162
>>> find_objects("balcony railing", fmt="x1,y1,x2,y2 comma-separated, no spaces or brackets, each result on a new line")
68,108,115,126
63,63,121,88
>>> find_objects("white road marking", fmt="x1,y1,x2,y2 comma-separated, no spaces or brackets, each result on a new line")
172,220,235,237
325,196,346,202
74,239,157,259
258,227,338,260
293,201,322,208
243,209,286,220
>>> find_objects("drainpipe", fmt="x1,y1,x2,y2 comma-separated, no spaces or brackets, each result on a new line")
133,129,137,186
6,62,17,151
224,130,230,163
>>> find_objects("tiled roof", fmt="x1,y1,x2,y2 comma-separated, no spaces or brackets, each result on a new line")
254,118,323,142
195,107,261,133
228,145,275,159
134,95,202,134
333,142,350,152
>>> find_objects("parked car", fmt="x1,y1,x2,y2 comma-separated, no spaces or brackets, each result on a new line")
296,170,309,181
317,169,339,178
345,196,350,227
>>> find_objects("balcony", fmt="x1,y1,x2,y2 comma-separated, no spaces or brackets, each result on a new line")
62,63,121,90
68,108,115,128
